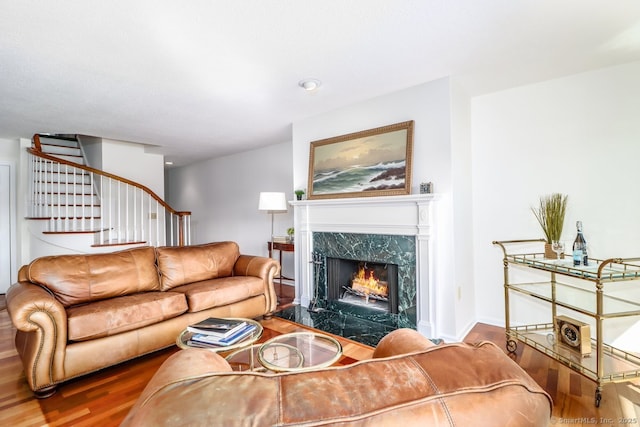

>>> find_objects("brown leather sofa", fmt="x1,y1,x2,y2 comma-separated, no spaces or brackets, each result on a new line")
6,241,279,398
122,328,552,426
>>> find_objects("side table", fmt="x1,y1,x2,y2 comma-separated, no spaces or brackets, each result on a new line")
268,241,294,293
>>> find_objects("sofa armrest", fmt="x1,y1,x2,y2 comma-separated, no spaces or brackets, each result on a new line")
372,328,436,359
121,349,232,427
233,255,280,314
6,280,68,393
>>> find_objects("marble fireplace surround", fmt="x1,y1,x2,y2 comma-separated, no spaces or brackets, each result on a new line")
291,194,437,338
314,232,414,328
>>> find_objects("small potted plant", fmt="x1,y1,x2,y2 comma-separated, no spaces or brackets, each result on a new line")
531,193,568,259
286,227,294,243
294,189,305,200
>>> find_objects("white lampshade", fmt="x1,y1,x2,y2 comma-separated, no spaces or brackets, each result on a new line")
258,192,287,212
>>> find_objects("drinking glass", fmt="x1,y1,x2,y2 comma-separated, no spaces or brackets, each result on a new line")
552,240,565,261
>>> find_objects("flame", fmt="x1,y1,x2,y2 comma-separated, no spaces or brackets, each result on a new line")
352,267,388,297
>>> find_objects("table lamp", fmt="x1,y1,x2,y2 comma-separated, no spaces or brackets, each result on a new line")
258,192,287,255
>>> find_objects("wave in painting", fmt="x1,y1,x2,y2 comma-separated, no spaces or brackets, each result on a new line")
312,160,406,195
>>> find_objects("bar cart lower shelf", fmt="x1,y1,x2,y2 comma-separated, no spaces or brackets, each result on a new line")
493,239,640,407
506,323,640,407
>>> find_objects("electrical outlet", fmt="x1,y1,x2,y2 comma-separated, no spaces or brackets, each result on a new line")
149,212,157,219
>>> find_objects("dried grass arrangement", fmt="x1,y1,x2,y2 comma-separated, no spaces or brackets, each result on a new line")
531,193,568,244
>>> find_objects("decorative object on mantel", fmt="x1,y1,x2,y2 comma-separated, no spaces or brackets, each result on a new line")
531,193,568,259
420,182,433,194
307,121,413,200
294,189,305,200
258,192,287,258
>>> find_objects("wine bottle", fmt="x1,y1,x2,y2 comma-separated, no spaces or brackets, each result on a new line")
572,221,588,266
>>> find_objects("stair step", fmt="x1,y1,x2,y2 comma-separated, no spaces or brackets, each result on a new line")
38,136,79,148
45,203,101,207
40,144,82,157
38,172,92,185
38,163,87,173
43,218,106,233
42,153,85,165
31,206,101,218
43,229,105,235
36,183,94,194
48,215,101,219
41,194,100,205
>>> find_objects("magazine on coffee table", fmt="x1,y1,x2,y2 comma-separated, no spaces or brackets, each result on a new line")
189,323,258,347
187,317,247,337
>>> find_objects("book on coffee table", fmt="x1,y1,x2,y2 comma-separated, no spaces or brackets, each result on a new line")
187,317,247,337
189,323,258,347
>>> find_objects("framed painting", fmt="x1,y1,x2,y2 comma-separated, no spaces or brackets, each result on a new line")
307,120,414,199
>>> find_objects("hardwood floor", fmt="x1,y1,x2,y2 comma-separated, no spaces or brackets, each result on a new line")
1,294,638,427
275,281,295,308
465,324,639,426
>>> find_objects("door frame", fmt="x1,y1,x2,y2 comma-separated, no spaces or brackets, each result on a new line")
0,161,17,292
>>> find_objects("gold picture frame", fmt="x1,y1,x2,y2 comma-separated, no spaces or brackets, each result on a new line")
307,121,414,200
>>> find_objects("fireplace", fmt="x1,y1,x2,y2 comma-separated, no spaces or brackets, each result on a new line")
291,194,436,337
310,232,415,329
326,257,398,314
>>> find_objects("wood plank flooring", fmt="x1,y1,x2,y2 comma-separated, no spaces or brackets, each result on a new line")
465,323,640,426
1,294,638,427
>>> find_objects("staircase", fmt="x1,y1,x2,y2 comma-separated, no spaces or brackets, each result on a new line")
27,134,190,251
29,136,102,235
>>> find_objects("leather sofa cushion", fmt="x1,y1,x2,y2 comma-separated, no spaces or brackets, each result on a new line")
27,247,160,307
67,291,188,341
156,242,240,290
122,342,552,427
173,276,265,312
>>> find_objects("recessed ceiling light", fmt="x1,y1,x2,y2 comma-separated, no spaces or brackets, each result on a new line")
298,78,321,91
165,161,174,165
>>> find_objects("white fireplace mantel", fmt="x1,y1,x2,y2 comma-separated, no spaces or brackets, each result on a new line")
291,194,438,338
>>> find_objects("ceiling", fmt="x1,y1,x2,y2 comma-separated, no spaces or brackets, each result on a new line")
2,1,640,167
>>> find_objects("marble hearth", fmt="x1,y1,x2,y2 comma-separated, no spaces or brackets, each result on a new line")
291,194,437,337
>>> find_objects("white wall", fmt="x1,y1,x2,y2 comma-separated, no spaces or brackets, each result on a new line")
100,139,165,198
0,139,20,291
292,78,453,195
472,61,640,328
291,78,473,340
450,80,476,337
0,139,20,160
166,141,294,269
78,135,103,170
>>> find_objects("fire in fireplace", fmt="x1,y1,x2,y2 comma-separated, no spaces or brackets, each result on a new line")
326,257,398,314
349,265,389,303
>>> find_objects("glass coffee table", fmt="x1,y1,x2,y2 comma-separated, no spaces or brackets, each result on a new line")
176,318,263,353
225,344,272,372
256,331,342,372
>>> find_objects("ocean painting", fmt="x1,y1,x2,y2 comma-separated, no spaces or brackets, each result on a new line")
308,121,413,199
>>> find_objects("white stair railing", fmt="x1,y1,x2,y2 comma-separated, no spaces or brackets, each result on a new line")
28,136,190,247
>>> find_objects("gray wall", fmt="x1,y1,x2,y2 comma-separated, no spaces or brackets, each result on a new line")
166,141,294,272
